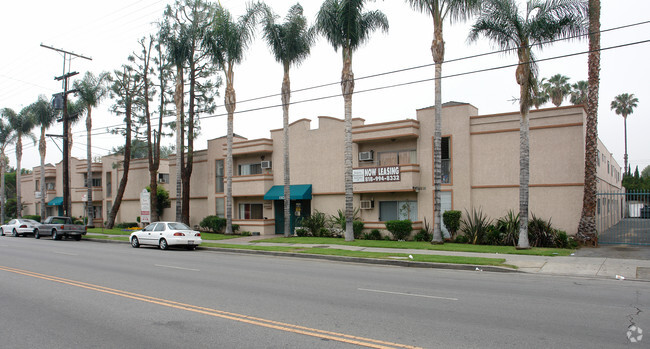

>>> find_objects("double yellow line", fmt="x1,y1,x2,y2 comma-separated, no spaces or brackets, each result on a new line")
0,266,421,349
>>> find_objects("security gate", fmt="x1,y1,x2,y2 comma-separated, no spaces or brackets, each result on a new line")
597,191,650,245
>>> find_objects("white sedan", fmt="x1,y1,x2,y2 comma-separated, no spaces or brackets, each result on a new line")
1,219,41,237
130,222,202,250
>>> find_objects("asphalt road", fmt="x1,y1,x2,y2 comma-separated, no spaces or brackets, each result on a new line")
0,236,648,348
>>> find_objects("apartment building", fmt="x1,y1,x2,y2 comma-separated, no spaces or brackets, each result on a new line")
20,103,621,236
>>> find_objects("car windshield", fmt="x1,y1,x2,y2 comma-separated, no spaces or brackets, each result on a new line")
167,222,191,230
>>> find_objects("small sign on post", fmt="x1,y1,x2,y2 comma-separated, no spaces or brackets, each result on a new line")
140,189,151,224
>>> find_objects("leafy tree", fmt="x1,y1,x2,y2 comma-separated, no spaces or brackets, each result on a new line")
4,106,36,218
405,0,480,244
641,165,650,179
316,0,388,241
0,121,15,223
469,0,587,249
105,65,143,229
577,0,600,243
147,185,171,218
74,71,109,227
204,2,261,234
542,74,571,107
260,3,315,237
29,95,57,220
610,93,639,173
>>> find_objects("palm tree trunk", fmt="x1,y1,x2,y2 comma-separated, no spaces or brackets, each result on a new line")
623,116,628,173
225,63,236,235
16,137,22,218
342,48,355,242
431,23,444,244
516,47,532,249
577,0,600,242
0,154,6,223
174,63,184,222
39,128,46,220
282,64,291,237
86,107,94,227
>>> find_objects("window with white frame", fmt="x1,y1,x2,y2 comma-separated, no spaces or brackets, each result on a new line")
216,197,225,218
238,163,262,176
215,160,224,193
379,201,417,221
239,203,263,219
377,150,417,167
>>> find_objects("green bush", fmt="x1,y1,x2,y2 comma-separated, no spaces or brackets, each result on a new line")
295,228,309,237
442,210,461,239
495,210,519,246
414,229,432,242
364,229,382,240
483,225,502,246
455,235,469,244
528,214,555,248
116,222,139,229
200,216,226,233
328,208,360,230
353,220,364,239
460,208,492,245
23,215,41,222
385,220,413,241
301,211,327,236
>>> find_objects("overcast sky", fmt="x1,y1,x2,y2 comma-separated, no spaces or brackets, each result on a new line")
1,0,648,173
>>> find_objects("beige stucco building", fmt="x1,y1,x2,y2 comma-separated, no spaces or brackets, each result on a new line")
20,103,622,237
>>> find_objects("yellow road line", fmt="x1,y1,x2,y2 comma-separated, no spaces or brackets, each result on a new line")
0,265,421,349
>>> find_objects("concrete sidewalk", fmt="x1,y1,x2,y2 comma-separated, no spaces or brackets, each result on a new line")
210,235,650,281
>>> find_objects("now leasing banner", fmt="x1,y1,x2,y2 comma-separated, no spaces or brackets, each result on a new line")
353,166,401,183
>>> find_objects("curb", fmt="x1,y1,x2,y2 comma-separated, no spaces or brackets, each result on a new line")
84,238,518,273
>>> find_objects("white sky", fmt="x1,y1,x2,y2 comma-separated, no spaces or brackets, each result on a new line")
1,0,648,173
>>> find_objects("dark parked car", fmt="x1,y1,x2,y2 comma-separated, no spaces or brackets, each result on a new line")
640,205,650,219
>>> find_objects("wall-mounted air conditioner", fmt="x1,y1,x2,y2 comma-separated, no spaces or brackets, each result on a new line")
360,200,374,209
359,151,373,161
261,161,272,169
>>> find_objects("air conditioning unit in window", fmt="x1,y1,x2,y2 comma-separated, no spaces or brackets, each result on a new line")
261,160,272,169
359,151,373,161
360,200,374,210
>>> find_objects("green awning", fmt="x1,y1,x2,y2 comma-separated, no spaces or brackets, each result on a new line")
264,185,312,200
48,197,63,206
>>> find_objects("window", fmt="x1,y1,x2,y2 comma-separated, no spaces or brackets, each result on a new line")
35,180,40,191
143,223,156,232
106,201,112,218
83,174,101,187
596,150,600,166
441,137,451,184
215,160,224,193
92,205,102,219
46,182,55,191
379,201,417,221
106,172,112,197
238,163,262,176
158,173,169,184
154,223,166,231
216,197,225,218
378,150,416,167
239,203,263,219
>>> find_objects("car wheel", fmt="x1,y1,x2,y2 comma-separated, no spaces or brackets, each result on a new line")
34,229,40,239
12,229,17,237
1,228,4,236
74,235,82,241
131,236,140,248
159,238,168,250
52,230,60,240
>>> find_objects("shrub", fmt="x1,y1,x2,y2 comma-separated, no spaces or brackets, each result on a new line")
116,222,139,229
528,214,555,247
328,208,360,230
23,215,41,222
353,220,364,239
385,220,413,241
442,210,461,239
455,235,469,244
295,228,310,237
460,208,492,245
414,229,432,242
240,231,252,236
554,230,569,248
495,210,519,246
301,211,327,237
364,229,382,240
200,216,227,233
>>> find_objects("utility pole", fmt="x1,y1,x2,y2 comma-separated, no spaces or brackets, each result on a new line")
41,44,91,217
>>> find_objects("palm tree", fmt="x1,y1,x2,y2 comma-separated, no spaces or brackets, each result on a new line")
406,0,480,244
0,119,16,224
260,3,314,237
569,80,588,105
205,2,261,234
469,0,587,249
611,93,639,174
576,0,600,244
5,106,36,219
316,0,388,241
74,72,109,227
531,77,549,109
30,96,57,220
543,74,571,107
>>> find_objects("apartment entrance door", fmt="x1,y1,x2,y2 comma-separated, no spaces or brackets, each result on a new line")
274,200,311,235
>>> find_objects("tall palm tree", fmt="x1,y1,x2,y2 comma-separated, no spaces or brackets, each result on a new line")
0,119,16,224
469,0,587,249
577,0,600,244
316,0,388,241
261,3,314,237
405,0,480,244
30,96,57,220
74,71,109,227
543,73,571,107
611,93,639,174
569,80,588,105
531,77,549,109
5,106,36,219
205,2,260,234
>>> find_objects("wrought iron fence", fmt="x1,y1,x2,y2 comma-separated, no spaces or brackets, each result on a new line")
597,190,650,245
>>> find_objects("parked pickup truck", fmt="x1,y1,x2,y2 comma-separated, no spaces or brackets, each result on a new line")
35,216,87,241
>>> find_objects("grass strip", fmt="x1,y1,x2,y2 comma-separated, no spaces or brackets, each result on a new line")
201,243,511,267
253,237,574,256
